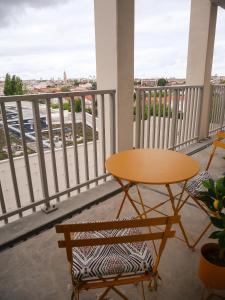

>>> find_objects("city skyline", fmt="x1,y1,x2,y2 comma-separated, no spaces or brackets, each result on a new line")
0,0,225,80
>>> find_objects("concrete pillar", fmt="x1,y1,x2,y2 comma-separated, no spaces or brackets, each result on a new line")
94,0,134,153
186,0,217,139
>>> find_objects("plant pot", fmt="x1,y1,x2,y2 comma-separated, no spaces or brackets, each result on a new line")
199,243,225,290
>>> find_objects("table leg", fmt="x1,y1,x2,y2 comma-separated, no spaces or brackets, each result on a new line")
116,178,143,219
166,184,192,248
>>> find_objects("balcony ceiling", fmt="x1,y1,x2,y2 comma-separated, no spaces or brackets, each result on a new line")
211,0,225,9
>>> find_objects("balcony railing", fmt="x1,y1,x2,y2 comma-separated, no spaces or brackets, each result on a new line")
0,84,224,226
134,85,203,150
209,84,225,134
0,90,116,224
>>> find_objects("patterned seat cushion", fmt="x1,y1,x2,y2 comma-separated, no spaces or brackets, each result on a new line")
72,226,153,280
186,171,212,197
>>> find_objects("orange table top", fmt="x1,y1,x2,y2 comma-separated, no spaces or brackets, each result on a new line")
105,149,200,185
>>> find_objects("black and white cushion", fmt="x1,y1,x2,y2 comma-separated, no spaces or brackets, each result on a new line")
186,171,212,197
72,226,153,281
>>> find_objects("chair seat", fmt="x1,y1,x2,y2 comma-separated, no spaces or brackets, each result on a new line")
72,227,153,280
186,171,212,197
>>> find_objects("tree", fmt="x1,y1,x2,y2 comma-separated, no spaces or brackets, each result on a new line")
11,75,17,95
73,79,79,86
61,86,70,92
157,78,168,87
4,73,12,95
15,76,23,95
4,73,24,95
91,81,97,90
74,98,82,112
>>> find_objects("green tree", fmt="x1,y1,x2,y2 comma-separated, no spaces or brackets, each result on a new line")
11,75,17,95
91,81,97,90
157,78,168,86
15,76,23,95
73,79,79,86
74,98,82,112
4,73,24,95
61,86,70,92
4,73,12,95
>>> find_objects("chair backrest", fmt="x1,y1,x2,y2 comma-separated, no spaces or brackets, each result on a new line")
206,131,225,171
56,215,180,274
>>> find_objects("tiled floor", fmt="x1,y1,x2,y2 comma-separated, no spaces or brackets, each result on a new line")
0,146,225,300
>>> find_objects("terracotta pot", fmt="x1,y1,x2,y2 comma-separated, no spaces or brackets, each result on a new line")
199,243,225,290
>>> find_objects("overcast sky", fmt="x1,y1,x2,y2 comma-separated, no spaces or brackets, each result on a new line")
0,0,224,80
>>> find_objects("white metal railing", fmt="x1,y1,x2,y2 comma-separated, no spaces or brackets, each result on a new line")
209,84,225,134
134,85,203,150
0,90,116,224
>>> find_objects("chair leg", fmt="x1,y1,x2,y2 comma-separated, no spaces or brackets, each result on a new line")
74,289,80,300
141,281,146,300
71,290,75,300
112,287,129,300
98,287,111,300
192,221,212,249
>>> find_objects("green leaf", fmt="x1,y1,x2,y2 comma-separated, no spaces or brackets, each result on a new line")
209,231,223,239
202,180,211,189
210,216,225,229
216,178,225,195
219,236,225,250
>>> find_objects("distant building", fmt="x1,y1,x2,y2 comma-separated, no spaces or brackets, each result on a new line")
141,79,157,87
63,71,67,84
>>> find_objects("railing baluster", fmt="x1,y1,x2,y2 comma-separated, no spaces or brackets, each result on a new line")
135,89,141,148
216,86,221,129
0,102,22,217
0,180,8,224
81,95,90,187
181,87,188,144
141,90,145,148
46,99,59,201
100,94,106,179
191,88,198,140
187,88,194,144
170,89,178,149
196,87,203,140
59,96,70,196
109,92,116,154
32,101,50,211
146,91,151,148
151,91,156,148
184,88,191,143
219,86,225,130
70,97,80,193
188,87,195,143
222,86,225,129
17,101,35,210
210,86,216,131
157,90,162,148
178,88,184,148
166,89,172,149
161,89,166,149
91,95,98,186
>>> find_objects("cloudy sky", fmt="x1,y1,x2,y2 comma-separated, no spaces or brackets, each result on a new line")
0,0,224,80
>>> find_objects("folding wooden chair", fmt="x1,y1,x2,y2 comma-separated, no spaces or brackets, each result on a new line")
55,215,180,300
182,131,225,248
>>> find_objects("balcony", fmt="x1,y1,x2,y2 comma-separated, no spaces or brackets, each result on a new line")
0,83,225,299
1,0,225,299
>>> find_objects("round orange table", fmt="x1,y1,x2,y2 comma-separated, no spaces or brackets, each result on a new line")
106,149,200,248
106,149,199,185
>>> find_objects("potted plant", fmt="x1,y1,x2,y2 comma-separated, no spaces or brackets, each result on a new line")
198,176,225,290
